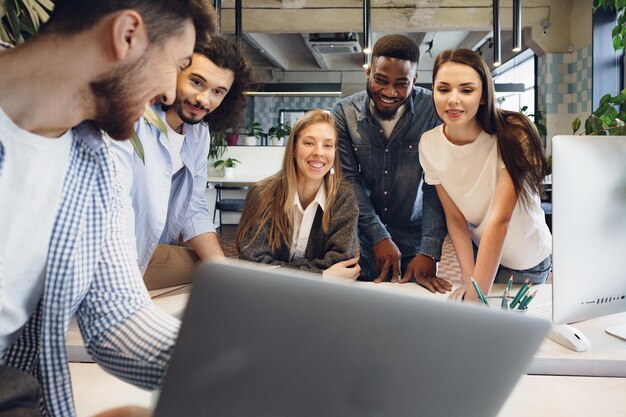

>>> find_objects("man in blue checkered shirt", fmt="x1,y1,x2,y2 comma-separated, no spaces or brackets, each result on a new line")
0,1,216,416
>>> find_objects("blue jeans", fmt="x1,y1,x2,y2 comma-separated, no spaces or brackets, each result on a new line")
472,243,552,285
493,256,552,285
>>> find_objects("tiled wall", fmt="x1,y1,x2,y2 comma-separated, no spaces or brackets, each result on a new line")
537,45,593,151
537,45,592,115
252,96,342,131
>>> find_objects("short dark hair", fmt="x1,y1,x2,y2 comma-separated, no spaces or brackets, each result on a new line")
42,0,216,45
372,34,420,65
196,35,257,132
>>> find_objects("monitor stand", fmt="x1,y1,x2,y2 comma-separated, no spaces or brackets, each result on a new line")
606,323,626,341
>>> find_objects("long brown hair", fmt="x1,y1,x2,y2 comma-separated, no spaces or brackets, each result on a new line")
236,110,343,252
432,49,547,206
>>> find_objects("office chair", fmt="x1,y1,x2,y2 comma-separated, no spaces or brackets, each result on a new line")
213,184,248,232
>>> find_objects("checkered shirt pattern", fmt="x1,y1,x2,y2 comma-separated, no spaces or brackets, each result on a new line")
1,122,180,417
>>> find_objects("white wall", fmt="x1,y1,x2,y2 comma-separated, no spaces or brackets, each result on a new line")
207,146,286,227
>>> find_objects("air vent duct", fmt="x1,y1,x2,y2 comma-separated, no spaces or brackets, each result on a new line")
304,33,361,55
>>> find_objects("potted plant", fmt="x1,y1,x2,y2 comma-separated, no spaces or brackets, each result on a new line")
213,157,241,179
268,120,291,146
243,121,263,146
209,130,228,161
572,1,626,136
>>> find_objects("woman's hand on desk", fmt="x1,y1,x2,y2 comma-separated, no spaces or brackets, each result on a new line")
448,282,480,303
323,258,361,281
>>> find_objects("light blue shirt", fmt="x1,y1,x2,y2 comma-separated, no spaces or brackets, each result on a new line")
112,106,216,272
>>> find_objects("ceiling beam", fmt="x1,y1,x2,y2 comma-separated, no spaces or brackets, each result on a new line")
220,6,551,33
457,30,492,50
243,33,292,70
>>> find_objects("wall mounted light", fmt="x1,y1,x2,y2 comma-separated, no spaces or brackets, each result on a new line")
214,0,221,34
512,0,522,52
492,0,501,67
235,0,242,44
363,0,372,54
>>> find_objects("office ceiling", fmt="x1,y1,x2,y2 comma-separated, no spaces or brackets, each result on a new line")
215,0,563,81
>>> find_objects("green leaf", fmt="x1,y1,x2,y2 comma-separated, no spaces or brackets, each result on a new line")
130,132,145,164
613,35,623,50
35,0,54,10
599,94,612,106
143,105,169,139
585,115,604,135
30,0,50,22
0,21,13,44
612,94,626,104
572,116,582,134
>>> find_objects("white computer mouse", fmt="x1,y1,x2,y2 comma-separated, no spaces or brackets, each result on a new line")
547,324,591,352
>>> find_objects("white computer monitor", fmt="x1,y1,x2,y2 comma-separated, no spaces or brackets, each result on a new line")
551,135,626,339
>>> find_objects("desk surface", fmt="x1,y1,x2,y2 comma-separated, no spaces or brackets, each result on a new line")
69,280,626,416
69,362,626,417
68,281,626,376
207,175,262,185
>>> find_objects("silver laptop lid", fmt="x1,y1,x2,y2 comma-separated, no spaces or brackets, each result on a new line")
155,260,550,417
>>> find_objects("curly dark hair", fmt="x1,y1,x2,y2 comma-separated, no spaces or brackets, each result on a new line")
372,34,420,65
195,35,256,132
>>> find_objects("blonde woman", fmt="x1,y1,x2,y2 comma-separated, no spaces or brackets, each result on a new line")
237,110,360,280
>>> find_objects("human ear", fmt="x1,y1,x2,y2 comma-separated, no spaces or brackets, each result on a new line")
110,10,148,61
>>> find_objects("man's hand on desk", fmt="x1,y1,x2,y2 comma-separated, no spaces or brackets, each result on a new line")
373,238,402,283
399,254,452,294
92,407,151,417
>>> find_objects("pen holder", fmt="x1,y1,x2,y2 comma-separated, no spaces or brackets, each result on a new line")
485,295,527,311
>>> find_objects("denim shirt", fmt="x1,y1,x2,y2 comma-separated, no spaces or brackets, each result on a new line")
111,106,216,272
332,87,447,260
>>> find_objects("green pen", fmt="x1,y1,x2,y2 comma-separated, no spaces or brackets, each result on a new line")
517,294,530,310
509,279,530,309
519,290,538,309
511,282,531,309
506,275,513,294
501,286,510,310
471,278,489,306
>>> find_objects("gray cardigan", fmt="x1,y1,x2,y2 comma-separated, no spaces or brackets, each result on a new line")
239,180,359,272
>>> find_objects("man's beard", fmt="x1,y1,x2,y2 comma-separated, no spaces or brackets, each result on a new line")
89,54,150,140
170,98,207,125
366,82,406,121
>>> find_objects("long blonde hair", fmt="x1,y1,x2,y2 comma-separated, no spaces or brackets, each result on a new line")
236,110,343,252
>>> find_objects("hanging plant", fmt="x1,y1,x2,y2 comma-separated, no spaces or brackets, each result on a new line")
0,0,54,45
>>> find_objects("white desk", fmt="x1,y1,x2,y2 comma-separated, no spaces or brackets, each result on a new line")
70,363,626,417
207,175,262,186
68,281,626,416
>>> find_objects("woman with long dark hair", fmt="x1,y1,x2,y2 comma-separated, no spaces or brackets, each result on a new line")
237,110,360,280
419,49,551,302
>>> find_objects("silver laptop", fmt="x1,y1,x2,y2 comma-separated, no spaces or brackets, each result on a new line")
155,259,550,417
